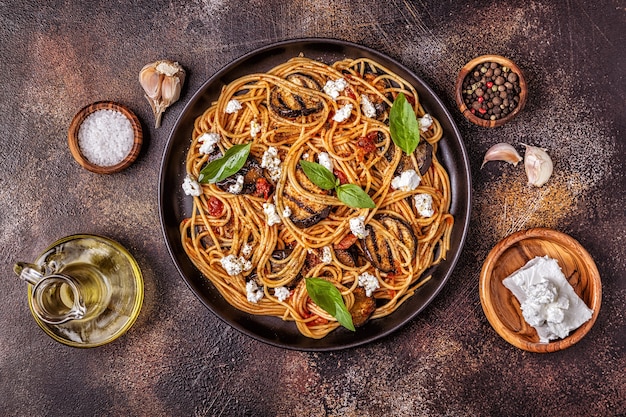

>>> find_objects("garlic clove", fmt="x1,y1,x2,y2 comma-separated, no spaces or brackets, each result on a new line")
139,60,186,128
481,143,522,168
522,143,553,187
161,74,183,105
139,64,163,101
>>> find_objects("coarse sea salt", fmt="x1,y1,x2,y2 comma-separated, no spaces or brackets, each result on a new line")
78,109,134,167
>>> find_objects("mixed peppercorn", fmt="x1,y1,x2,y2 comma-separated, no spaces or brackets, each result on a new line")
462,61,522,121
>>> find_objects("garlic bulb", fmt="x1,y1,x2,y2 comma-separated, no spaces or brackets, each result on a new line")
522,143,553,187
481,143,522,168
139,60,185,128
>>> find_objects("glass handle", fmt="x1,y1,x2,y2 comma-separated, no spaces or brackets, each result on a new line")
13,262,44,285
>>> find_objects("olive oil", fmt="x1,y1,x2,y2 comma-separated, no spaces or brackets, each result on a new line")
50,263,111,321
36,276,79,318
25,234,143,347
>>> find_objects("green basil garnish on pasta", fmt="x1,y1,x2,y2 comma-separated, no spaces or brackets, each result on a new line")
300,160,337,190
305,277,355,331
300,161,376,209
336,184,376,209
198,142,251,183
389,92,420,155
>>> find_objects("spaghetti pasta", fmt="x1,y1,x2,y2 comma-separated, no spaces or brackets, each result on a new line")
180,56,454,339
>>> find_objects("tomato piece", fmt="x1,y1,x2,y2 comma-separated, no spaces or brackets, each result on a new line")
207,197,224,217
334,234,358,249
254,177,272,200
333,169,349,185
345,86,357,100
357,133,378,160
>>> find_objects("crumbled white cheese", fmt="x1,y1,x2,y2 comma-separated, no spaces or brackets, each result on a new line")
358,272,380,297
250,120,261,138
391,169,421,192
198,132,220,154
225,99,242,114
228,174,245,194
323,78,348,99
274,286,291,302
414,193,434,217
301,152,309,160
333,104,353,123
182,176,202,196
503,256,594,343
246,280,264,303
220,254,252,276
261,146,282,181
349,216,369,239
317,152,334,173
242,243,253,257
282,205,292,218
519,281,569,327
419,114,433,132
263,203,282,226
360,95,377,118
321,246,332,264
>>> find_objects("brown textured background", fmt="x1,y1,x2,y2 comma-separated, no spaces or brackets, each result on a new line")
1,1,624,416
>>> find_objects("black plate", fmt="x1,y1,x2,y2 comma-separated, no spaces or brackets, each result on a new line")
159,38,471,351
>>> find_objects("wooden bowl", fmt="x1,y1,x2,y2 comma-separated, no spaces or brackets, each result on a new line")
68,101,142,174
480,228,601,353
455,55,527,128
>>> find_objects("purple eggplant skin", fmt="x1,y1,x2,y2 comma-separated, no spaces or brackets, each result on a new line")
360,214,417,273
269,73,324,118
216,156,271,195
282,167,332,229
414,141,433,176
268,249,301,286
349,286,376,327
334,248,357,268
387,140,433,176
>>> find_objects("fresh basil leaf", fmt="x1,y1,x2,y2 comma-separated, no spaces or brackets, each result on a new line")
336,184,376,208
332,301,356,332
305,277,355,331
300,160,337,190
198,142,251,183
389,92,420,155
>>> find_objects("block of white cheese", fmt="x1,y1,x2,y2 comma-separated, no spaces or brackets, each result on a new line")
502,256,593,343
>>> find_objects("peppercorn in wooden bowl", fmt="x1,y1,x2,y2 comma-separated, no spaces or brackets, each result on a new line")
455,55,527,128
68,101,143,174
479,228,601,353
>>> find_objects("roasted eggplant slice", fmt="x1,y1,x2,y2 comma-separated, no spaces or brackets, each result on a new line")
282,167,332,228
413,141,433,175
269,73,323,118
269,249,291,274
349,286,376,327
268,249,300,285
216,156,272,195
388,140,433,176
361,214,417,272
334,248,356,267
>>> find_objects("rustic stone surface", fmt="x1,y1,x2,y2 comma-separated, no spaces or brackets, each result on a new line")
1,1,624,416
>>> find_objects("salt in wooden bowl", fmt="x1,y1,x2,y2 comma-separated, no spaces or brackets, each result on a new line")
479,228,601,353
455,54,527,128
68,101,142,174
